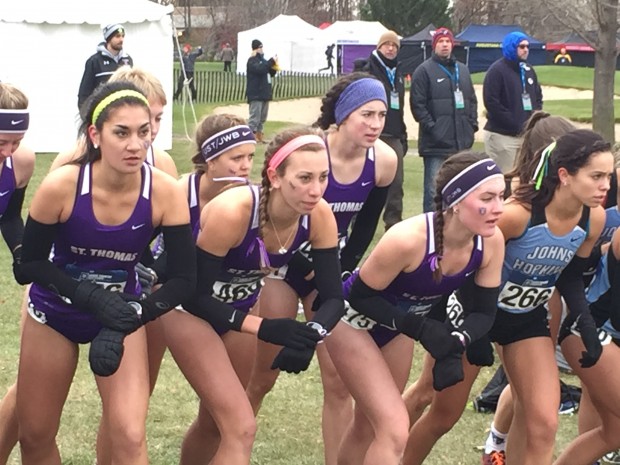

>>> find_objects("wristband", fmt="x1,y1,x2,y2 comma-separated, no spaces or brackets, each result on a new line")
451,331,468,348
306,321,328,338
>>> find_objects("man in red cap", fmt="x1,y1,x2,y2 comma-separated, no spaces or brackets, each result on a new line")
410,27,478,212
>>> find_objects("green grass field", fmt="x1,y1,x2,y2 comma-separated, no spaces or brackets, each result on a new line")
0,66,602,462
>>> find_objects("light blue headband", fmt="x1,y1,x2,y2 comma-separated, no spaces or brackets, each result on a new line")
334,78,387,125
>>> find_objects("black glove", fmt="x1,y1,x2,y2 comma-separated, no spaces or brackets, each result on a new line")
399,314,459,360
11,246,28,285
271,346,316,374
432,352,464,391
89,328,125,377
135,263,157,295
466,335,494,367
257,318,322,350
73,281,142,334
576,313,603,368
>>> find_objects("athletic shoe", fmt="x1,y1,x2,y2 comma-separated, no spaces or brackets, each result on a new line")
558,399,578,415
482,450,506,465
602,450,620,464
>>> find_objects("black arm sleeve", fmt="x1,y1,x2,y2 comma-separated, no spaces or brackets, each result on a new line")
309,247,344,331
339,185,388,272
140,224,197,322
606,250,620,330
555,255,590,322
286,249,314,279
19,216,80,297
458,284,499,344
182,247,248,331
0,187,26,258
348,274,405,328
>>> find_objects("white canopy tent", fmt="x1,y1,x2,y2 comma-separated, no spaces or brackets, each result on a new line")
320,20,389,46
237,15,324,74
0,0,174,152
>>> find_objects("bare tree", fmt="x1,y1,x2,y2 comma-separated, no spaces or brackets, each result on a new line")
543,0,618,142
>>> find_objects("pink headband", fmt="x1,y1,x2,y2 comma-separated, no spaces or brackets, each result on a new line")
268,135,326,170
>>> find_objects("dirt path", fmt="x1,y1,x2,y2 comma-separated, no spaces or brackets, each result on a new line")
213,85,618,143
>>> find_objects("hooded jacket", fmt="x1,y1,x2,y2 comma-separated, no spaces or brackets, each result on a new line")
410,53,478,157
483,32,543,136
78,43,133,109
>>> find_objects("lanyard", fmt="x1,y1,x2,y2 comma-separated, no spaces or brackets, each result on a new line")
519,63,527,93
437,63,460,90
373,50,396,90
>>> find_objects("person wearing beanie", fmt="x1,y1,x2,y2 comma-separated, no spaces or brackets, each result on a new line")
355,30,408,231
482,31,543,172
246,39,277,143
77,23,133,109
410,26,478,213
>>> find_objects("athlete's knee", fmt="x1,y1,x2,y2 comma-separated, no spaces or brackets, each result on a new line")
524,410,558,448
222,415,256,452
374,413,409,457
108,422,147,458
18,422,57,453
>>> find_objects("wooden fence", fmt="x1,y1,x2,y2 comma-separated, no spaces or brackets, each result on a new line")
190,70,337,104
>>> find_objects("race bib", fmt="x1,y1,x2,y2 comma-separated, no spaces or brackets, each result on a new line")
65,264,128,293
446,292,465,327
341,302,377,330
498,282,554,312
212,279,262,304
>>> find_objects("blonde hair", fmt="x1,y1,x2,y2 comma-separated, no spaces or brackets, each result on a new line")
109,66,167,106
0,83,28,109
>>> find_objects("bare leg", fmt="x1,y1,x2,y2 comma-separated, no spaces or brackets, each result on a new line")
17,316,78,465
402,353,435,426
403,356,480,464
503,336,559,465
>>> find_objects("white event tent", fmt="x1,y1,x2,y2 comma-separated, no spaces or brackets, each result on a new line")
237,15,324,74
0,0,174,152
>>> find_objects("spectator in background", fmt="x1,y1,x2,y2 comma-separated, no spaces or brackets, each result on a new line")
483,31,543,172
221,42,235,72
319,44,335,75
77,23,133,110
358,31,408,230
554,47,572,65
174,44,203,101
246,39,278,144
410,27,478,213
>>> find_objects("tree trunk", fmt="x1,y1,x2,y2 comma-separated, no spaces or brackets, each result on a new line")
592,0,618,143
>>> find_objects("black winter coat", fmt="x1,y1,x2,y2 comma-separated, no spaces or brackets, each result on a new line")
483,58,543,136
361,52,407,140
410,54,477,157
246,54,276,102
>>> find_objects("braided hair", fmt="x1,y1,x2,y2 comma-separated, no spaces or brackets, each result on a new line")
432,151,492,282
258,125,325,247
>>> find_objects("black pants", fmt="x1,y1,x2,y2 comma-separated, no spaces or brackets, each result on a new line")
174,71,196,100
224,61,232,72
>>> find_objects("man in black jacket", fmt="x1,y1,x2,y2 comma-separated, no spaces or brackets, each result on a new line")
360,31,407,230
246,39,277,143
483,31,543,172
77,24,133,110
411,27,477,212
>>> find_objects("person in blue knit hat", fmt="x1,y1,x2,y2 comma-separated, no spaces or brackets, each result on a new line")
482,31,543,173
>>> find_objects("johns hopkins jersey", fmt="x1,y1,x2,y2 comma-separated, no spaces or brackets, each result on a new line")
0,156,17,218
29,163,155,314
209,184,311,310
187,172,202,238
325,144,376,238
596,206,620,246
342,213,483,345
498,205,589,314
587,249,620,337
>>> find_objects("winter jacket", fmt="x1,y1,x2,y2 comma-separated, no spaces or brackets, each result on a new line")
77,43,133,108
483,58,543,136
410,54,478,157
246,53,276,102
361,51,407,141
